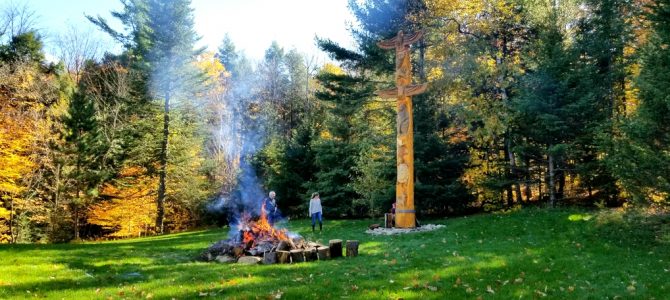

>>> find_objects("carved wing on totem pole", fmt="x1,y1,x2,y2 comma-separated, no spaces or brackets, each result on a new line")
376,30,425,49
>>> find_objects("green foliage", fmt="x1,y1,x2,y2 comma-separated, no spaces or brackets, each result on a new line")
0,31,45,64
606,0,670,203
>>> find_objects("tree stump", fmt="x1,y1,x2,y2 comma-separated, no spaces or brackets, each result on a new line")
346,240,359,257
304,248,317,261
329,239,343,258
384,213,394,228
277,250,291,264
316,246,330,260
290,249,305,263
263,251,277,264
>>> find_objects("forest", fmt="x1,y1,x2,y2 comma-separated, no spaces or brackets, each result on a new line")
1,0,669,243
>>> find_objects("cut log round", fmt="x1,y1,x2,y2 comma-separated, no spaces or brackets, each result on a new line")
304,248,317,262
290,249,305,263
277,250,291,264
316,246,330,260
346,240,359,257
263,251,277,264
329,239,343,258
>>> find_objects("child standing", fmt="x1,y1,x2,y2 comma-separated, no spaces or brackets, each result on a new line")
309,192,323,232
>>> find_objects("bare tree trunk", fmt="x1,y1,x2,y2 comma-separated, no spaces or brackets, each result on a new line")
156,92,170,234
524,157,532,202
9,197,14,243
504,135,523,205
548,151,556,208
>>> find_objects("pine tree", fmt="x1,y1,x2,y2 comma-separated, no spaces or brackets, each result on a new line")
608,0,670,202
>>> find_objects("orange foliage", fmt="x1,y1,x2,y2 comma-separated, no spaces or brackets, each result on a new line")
87,166,157,237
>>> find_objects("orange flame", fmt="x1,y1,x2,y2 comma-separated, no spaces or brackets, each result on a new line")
239,203,288,248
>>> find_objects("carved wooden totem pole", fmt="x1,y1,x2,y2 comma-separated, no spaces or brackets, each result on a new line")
377,31,427,228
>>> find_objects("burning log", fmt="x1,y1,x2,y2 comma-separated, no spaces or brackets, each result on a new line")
329,239,343,258
346,240,359,257
317,246,330,260
290,249,305,263
277,250,291,264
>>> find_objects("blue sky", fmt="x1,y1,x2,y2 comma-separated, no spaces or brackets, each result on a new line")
2,0,357,63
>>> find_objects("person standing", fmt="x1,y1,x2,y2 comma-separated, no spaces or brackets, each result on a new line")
309,192,323,232
263,191,279,225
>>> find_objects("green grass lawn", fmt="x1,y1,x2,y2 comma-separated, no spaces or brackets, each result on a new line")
1,208,668,299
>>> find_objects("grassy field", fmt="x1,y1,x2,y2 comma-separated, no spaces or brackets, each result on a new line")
1,208,668,299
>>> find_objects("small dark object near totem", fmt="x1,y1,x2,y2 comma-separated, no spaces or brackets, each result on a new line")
369,224,380,230
384,213,394,228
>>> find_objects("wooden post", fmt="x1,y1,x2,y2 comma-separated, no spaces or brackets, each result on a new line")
376,31,427,228
346,240,359,257
329,239,343,258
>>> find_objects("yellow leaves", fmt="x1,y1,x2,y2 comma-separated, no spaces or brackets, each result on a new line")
195,51,229,88
320,63,344,76
88,166,157,237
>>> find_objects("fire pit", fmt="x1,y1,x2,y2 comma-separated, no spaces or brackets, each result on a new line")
202,205,358,264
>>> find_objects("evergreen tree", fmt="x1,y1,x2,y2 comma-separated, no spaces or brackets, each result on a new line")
607,0,670,203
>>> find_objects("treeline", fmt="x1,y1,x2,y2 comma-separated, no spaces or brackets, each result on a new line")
1,0,669,243
256,0,670,218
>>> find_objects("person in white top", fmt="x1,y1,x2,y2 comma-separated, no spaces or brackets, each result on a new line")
309,192,323,232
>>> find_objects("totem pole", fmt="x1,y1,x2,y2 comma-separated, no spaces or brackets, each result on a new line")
376,30,427,228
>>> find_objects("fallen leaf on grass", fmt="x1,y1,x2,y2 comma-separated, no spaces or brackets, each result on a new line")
403,287,411,290
514,278,523,284
145,293,154,299
351,285,359,291
466,287,473,293
198,292,208,297
486,285,495,294
534,290,547,297
568,286,575,292
426,285,438,291
627,285,636,292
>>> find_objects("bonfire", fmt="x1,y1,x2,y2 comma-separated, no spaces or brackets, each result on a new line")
202,204,355,264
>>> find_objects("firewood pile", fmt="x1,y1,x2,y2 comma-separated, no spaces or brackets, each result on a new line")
201,236,359,264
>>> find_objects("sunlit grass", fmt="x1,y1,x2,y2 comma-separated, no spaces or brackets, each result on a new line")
0,208,668,299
